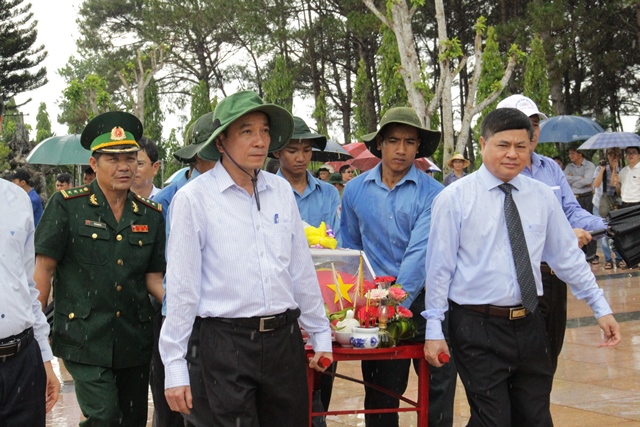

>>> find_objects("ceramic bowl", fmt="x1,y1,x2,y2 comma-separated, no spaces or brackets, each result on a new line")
334,331,353,347
350,327,380,349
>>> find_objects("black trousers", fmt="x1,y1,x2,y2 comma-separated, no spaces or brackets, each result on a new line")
150,307,185,427
0,338,46,427
199,317,309,427
450,303,554,427
575,193,597,260
183,318,215,427
538,268,567,373
362,292,457,427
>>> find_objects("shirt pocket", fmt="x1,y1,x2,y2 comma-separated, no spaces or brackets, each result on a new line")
76,225,110,265
128,233,156,271
53,298,91,349
526,224,546,236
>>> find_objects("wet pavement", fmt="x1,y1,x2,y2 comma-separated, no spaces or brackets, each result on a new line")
46,257,640,426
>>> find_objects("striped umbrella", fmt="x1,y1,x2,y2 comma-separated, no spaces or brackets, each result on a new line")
578,132,640,150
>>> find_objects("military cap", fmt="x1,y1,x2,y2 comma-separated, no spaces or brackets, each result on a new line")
198,91,294,161
81,111,143,153
173,112,219,162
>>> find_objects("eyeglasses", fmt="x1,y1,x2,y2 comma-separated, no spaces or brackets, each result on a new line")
625,152,639,156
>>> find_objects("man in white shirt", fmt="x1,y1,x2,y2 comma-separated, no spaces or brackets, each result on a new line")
131,136,161,199
618,146,640,207
0,177,60,425
160,91,332,426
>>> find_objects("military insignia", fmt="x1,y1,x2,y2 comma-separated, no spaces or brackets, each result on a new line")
61,186,91,200
85,220,107,229
134,194,162,213
111,126,126,141
132,201,139,213
131,225,149,233
90,194,99,205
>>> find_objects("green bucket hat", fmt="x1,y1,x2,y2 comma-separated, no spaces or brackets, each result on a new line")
173,112,219,162
198,91,294,161
291,116,327,151
81,111,143,153
362,107,441,159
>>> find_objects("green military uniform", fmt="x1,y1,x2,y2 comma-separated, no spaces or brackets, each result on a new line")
34,111,166,427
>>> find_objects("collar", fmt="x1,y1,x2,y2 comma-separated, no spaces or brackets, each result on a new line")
478,165,526,192
364,162,419,188
212,161,271,194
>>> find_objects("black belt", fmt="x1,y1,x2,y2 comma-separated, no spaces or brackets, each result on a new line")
540,262,555,275
209,308,300,332
0,327,34,360
575,192,593,198
452,301,530,320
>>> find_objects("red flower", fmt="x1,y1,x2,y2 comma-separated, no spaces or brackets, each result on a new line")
374,276,396,283
396,306,413,319
388,286,407,302
362,280,377,292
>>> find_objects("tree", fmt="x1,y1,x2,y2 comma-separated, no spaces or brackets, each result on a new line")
58,74,112,134
34,102,52,142
262,55,294,112
117,47,165,123
312,88,328,137
352,58,373,141
377,27,407,116
0,0,47,101
144,78,163,143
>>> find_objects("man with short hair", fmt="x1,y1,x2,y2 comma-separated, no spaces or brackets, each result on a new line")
83,167,96,184
497,94,606,372
565,146,598,260
9,168,43,227
317,165,332,181
160,91,332,426
618,146,640,208
340,107,454,427
424,107,620,426
55,173,72,191
33,111,166,427
132,136,161,199
339,164,354,183
272,116,341,239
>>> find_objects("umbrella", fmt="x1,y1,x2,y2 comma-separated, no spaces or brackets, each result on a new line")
538,116,605,143
343,142,369,158
578,132,640,150
591,205,640,266
164,166,189,185
26,134,92,165
350,148,438,173
311,139,352,162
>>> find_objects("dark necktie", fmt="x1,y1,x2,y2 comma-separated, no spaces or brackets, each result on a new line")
499,183,539,313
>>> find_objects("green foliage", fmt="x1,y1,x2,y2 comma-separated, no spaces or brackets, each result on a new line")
352,58,373,141
377,27,407,115
262,56,293,112
524,35,552,118
190,81,212,123
35,102,52,143
0,0,48,100
58,74,112,134
158,128,183,187
1,98,19,144
438,37,463,63
0,142,11,170
144,78,163,143
312,89,328,137
474,26,505,142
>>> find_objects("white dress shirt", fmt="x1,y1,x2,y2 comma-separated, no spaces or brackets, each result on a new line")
0,179,53,361
423,166,612,340
159,162,331,389
619,163,640,203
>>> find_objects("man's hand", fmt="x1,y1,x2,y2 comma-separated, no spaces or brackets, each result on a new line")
165,386,193,414
145,272,165,302
573,228,592,248
597,314,622,348
424,339,449,367
44,361,60,412
308,351,333,372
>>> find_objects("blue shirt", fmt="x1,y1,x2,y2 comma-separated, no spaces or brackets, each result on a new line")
522,153,605,231
28,188,43,227
340,163,444,307
276,170,341,244
423,166,612,340
443,171,465,186
159,162,331,388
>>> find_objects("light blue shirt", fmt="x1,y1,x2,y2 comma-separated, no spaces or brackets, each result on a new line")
423,166,612,340
340,163,444,308
276,169,341,245
522,153,605,231
159,162,331,389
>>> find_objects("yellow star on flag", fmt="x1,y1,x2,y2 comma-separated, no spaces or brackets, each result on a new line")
327,274,354,304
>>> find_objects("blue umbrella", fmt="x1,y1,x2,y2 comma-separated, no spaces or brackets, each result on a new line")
538,116,605,143
578,132,640,150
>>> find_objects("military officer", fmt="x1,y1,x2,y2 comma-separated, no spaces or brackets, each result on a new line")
33,111,166,427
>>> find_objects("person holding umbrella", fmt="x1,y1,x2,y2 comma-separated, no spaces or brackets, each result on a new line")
443,153,470,186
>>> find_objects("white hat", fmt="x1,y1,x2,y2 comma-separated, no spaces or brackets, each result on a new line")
496,94,548,120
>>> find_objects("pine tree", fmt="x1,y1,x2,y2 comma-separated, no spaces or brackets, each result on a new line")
0,0,47,100
352,58,373,141
377,27,407,115
262,55,293,112
34,102,51,143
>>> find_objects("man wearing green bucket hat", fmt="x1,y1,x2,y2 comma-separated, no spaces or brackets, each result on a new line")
33,111,166,426
341,107,456,427
151,112,218,427
160,91,332,425
272,116,341,242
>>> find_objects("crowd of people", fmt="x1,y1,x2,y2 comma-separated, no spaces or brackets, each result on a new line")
0,91,623,427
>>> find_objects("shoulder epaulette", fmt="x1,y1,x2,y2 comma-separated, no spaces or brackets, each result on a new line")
134,193,162,212
61,186,92,200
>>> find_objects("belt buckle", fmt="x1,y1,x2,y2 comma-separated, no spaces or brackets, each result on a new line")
259,316,276,332
509,307,527,320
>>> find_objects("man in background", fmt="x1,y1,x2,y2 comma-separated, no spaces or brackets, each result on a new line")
8,168,43,227
131,136,161,199
83,166,96,185
55,173,72,191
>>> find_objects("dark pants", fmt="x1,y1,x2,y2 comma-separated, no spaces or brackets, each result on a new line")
362,292,457,427
64,360,150,427
199,316,309,427
538,266,567,373
183,318,214,427
150,306,184,427
576,193,597,260
450,303,553,427
0,338,46,427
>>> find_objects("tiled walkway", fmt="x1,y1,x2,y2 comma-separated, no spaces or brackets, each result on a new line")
46,259,640,426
